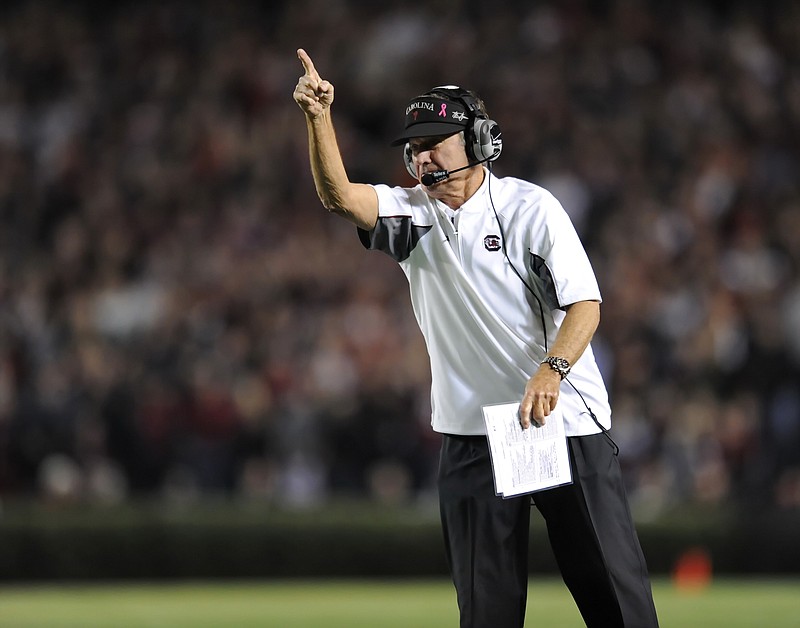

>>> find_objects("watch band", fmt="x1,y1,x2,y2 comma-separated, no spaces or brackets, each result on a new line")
542,356,571,379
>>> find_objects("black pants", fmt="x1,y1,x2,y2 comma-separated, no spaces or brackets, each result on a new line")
438,433,659,628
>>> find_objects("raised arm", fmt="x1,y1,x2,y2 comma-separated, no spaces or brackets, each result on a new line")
293,48,378,230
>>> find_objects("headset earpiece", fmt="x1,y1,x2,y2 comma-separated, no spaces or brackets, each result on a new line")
403,143,416,179
471,118,502,163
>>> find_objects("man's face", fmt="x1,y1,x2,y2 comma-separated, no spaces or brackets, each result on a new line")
408,132,470,186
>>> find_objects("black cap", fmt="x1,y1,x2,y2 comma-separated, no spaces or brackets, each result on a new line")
390,95,470,146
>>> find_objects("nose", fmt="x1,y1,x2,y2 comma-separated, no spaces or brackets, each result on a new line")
415,150,432,174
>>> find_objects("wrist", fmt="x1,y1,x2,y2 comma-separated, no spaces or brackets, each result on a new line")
542,356,571,380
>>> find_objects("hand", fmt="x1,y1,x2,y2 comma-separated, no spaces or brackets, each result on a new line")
518,366,561,429
293,48,334,118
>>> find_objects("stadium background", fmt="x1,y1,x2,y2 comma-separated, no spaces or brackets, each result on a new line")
0,0,799,580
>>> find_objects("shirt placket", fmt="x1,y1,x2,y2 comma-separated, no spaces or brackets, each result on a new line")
450,212,462,261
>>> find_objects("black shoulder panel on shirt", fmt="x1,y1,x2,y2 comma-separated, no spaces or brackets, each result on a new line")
529,253,562,310
357,217,432,263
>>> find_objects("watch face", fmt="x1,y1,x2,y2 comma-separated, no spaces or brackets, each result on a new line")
546,357,570,377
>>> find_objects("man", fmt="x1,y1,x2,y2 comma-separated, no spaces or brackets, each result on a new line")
293,48,659,628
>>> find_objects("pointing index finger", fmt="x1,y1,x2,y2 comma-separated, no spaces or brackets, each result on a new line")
297,48,319,80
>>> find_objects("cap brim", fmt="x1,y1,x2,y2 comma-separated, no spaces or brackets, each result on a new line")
390,122,463,146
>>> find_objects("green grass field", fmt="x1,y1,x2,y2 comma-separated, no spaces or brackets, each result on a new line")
0,578,798,627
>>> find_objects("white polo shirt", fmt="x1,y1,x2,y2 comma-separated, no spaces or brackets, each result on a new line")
358,169,610,437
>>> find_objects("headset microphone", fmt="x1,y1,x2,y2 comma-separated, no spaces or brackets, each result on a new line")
421,165,467,186
420,154,494,186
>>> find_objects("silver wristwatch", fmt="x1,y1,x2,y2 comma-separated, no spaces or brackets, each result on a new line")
542,356,571,379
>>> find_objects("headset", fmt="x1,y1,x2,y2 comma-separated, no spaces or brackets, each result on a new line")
403,86,503,180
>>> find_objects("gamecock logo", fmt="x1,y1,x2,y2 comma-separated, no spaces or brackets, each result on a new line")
484,235,501,251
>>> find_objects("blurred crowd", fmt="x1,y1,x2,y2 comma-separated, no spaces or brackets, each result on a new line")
1,0,799,516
